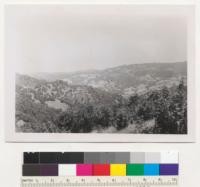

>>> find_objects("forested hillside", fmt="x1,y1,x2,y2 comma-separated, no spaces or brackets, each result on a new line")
16,62,187,134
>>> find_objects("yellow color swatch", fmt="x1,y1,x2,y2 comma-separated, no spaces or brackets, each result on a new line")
110,164,126,176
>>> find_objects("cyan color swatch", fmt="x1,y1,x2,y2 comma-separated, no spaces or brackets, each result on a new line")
144,164,159,176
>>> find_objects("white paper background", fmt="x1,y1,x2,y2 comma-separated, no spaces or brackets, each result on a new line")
4,3,196,143
0,0,200,186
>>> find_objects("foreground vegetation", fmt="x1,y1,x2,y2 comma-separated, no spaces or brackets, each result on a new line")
16,79,187,134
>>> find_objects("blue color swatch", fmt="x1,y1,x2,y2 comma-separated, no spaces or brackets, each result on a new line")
144,164,159,176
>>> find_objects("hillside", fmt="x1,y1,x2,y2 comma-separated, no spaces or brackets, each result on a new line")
15,62,187,134
31,62,186,96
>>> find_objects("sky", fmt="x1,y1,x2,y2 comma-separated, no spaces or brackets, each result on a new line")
5,5,192,73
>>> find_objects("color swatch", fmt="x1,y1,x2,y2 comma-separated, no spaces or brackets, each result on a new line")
93,164,110,176
23,152,178,177
126,164,144,176
77,164,93,176
58,164,76,176
110,164,126,176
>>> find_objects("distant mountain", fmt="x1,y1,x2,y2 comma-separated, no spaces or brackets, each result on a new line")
16,74,46,88
30,62,187,96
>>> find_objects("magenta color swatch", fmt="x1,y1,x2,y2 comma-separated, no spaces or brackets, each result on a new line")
76,164,93,176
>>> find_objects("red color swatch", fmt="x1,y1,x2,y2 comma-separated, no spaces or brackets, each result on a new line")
93,164,110,176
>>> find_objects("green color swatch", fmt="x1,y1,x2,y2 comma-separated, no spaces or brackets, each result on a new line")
126,164,144,176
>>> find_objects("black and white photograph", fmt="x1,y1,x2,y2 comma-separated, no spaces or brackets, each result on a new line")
5,4,195,142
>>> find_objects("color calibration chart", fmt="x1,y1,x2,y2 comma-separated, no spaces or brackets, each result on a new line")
21,152,179,187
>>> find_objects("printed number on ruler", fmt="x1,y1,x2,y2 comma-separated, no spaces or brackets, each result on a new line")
21,176,178,187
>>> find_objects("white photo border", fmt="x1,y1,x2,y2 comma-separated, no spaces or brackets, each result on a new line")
4,2,196,142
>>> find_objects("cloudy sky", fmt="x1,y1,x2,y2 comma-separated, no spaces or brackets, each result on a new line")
5,5,192,73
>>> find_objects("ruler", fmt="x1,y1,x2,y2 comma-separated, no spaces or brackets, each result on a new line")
21,176,178,187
